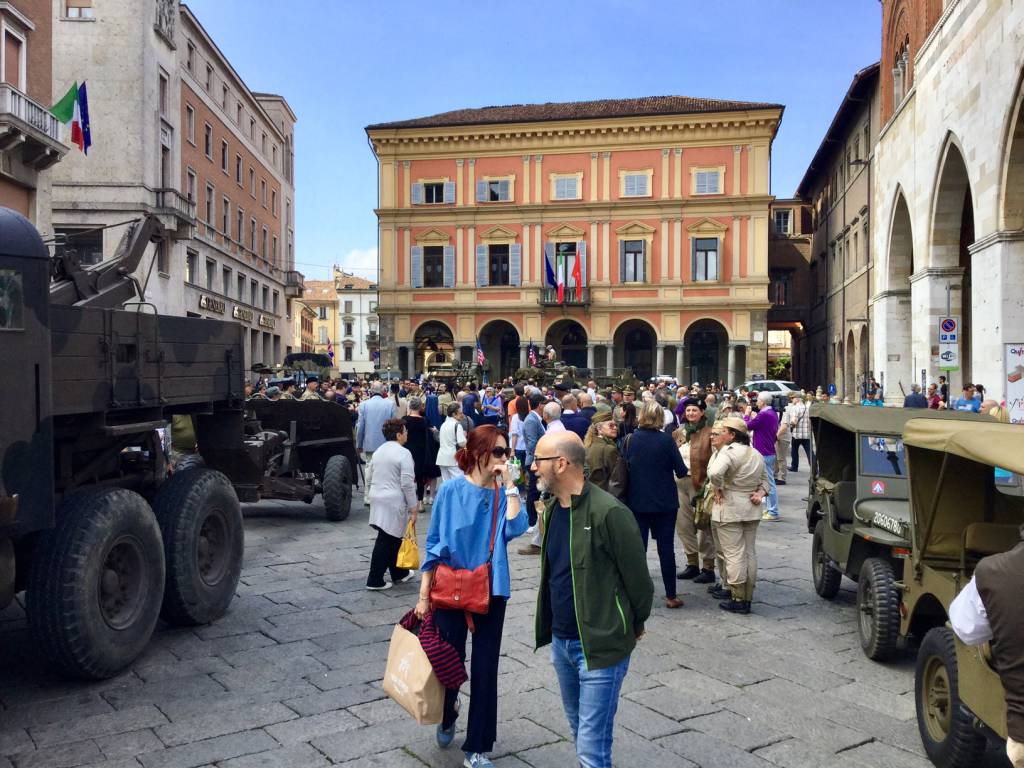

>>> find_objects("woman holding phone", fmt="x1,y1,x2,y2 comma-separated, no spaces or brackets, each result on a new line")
416,424,528,768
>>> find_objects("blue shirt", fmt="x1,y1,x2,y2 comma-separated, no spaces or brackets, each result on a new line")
954,397,980,412
422,477,529,598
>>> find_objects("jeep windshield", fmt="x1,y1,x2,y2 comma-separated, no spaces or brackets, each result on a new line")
861,434,906,476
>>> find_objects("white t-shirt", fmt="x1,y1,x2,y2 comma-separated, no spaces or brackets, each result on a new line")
509,413,524,451
545,420,567,434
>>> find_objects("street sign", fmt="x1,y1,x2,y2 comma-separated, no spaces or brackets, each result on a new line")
1006,343,1024,424
828,383,837,396
938,316,960,371
871,480,886,495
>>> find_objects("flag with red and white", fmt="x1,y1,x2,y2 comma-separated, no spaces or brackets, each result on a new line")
528,341,537,367
556,248,566,304
326,338,335,361
52,82,92,154
476,339,485,366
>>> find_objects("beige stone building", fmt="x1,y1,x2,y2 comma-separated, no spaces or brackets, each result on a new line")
367,96,784,384
797,63,880,397
873,0,1024,405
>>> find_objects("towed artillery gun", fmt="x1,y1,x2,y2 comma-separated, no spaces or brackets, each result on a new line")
0,207,250,679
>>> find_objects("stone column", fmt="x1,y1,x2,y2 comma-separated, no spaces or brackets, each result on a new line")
656,343,666,377
605,345,614,378
519,343,529,371
586,343,596,372
675,344,685,384
727,344,738,386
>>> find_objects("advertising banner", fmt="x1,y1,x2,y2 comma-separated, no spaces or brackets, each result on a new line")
1006,343,1024,424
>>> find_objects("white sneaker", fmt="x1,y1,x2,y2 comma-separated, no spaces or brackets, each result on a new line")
398,572,416,584
366,582,392,591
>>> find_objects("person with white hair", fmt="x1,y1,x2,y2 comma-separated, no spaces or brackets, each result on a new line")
742,392,780,521
543,401,565,434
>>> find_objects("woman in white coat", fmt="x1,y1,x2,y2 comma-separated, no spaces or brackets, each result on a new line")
435,402,468,486
706,416,771,614
365,418,418,590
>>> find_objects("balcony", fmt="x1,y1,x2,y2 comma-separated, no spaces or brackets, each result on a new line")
539,286,590,307
365,331,379,347
152,188,196,240
0,84,67,169
284,269,305,298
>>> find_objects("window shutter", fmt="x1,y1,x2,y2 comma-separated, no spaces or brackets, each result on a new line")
624,175,636,197
499,179,510,200
476,180,487,202
442,245,455,287
696,173,706,194
510,243,522,286
476,244,488,286
619,240,626,283
637,175,648,196
411,182,423,205
641,239,648,283
411,246,423,288
710,172,720,193
443,181,455,204
544,242,555,287
577,241,587,287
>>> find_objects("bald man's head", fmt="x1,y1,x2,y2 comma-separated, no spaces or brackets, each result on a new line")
532,431,586,494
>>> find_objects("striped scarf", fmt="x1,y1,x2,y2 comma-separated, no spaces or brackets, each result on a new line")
399,610,468,690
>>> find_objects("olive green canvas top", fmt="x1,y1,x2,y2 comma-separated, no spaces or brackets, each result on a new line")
808,403,987,433
903,418,1024,476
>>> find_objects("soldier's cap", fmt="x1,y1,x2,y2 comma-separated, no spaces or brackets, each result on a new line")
681,397,706,411
266,386,281,397
591,410,613,424
622,385,635,394
553,381,570,392
719,416,748,435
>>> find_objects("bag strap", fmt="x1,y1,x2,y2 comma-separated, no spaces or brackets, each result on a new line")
486,483,500,564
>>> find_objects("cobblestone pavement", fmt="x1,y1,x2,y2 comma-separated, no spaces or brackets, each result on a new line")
0,473,1006,768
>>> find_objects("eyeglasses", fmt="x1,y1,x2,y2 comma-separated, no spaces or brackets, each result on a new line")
490,447,510,459
532,455,567,463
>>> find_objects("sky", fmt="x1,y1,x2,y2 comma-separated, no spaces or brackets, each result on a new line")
187,0,882,283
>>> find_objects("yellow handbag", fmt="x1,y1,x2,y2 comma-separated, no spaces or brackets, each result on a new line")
396,520,419,570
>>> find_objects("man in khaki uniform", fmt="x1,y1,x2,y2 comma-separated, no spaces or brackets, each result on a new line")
300,379,322,401
674,397,716,584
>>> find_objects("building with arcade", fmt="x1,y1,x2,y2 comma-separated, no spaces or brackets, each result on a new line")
366,96,783,383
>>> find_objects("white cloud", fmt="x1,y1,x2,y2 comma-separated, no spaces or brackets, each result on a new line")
336,247,378,280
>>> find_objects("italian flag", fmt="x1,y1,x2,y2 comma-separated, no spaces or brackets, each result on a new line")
52,82,92,154
556,249,565,304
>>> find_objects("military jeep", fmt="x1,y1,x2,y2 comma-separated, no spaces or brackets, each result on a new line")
902,418,1024,768
805,405,984,661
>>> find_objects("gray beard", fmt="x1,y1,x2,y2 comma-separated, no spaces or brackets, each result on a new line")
536,476,550,494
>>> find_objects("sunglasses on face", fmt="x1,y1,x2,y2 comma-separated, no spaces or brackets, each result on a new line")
490,446,510,459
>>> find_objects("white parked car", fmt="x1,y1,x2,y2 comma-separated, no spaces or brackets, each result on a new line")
736,379,800,395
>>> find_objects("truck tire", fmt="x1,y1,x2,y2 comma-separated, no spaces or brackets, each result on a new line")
323,455,353,522
915,627,987,768
27,488,165,680
153,468,243,626
811,520,842,599
857,557,901,661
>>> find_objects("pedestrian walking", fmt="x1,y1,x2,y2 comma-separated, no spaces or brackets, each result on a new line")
583,411,620,493
903,384,929,408
436,402,467,486
415,425,528,768
785,392,812,472
743,392,780,521
624,400,688,609
403,397,441,509
365,419,418,590
775,416,790,485
533,431,653,768
673,398,716,584
707,417,770,614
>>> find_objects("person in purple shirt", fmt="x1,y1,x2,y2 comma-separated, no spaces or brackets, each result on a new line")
743,392,780,521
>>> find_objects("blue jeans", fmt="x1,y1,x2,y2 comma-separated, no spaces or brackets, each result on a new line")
551,636,630,768
762,455,779,516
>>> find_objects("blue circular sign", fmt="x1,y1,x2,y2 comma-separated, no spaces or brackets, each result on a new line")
941,318,956,333
828,383,837,395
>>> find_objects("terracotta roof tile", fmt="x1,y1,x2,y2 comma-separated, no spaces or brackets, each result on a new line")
367,95,783,131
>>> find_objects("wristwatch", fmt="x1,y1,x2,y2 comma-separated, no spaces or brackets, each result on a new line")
504,485,519,497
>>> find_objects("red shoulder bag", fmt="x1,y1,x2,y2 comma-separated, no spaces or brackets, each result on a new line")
430,484,499,623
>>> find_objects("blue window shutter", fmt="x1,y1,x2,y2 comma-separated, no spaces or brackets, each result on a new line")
442,245,455,287
411,182,423,205
510,243,522,286
619,240,626,282
544,242,555,286
577,241,587,287
499,179,510,201
637,175,648,196
640,239,647,282
443,181,455,204
476,244,488,286
476,180,487,202
411,246,423,288
624,175,635,196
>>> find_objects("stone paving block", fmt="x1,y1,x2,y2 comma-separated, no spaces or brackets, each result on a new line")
752,738,867,768
830,680,917,720
680,709,787,751
216,743,331,768
95,729,165,760
101,675,227,711
832,656,918,695
347,696,414,726
840,741,937,768
722,694,874,754
81,759,145,768
333,747,431,767
10,739,106,768
259,614,360,644
30,704,168,748
223,640,323,668
613,697,687,739
137,730,278,768
307,622,393,652
213,655,328,691
155,701,296,747
167,632,276,662
657,667,745,702
133,656,234,684
263,709,363,745
155,683,320,722
513,740,578,767
625,685,720,722
281,683,384,717
304,665,382,692
311,722,415,763
0,728,32,757
654,730,777,768
610,728,699,768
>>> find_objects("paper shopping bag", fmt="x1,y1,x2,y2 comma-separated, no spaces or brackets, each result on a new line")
383,623,444,724
396,521,419,570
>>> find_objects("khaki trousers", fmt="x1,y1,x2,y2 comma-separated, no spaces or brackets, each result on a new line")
712,520,759,601
775,437,790,482
675,478,716,570
1009,737,1024,768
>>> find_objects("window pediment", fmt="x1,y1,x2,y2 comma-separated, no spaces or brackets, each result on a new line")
546,223,585,239
480,224,517,242
615,220,656,237
414,227,451,244
687,217,729,235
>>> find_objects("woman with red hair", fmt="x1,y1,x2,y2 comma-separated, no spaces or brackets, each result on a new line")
415,424,528,768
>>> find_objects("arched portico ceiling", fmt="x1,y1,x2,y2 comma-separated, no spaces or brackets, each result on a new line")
887,188,914,283
929,135,975,269
1000,66,1024,230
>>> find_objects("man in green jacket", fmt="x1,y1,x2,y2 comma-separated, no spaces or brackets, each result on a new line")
532,431,654,768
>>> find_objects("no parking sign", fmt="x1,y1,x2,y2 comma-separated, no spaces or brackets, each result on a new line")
939,316,960,372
